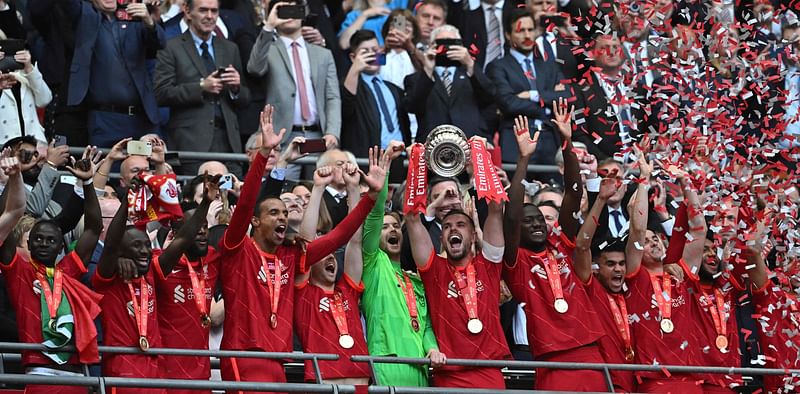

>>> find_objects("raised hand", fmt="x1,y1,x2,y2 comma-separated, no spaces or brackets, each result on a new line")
259,105,287,156
360,146,389,193
107,138,131,162
46,139,70,168
277,136,307,167
552,97,574,140
117,257,138,280
0,156,20,177
65,146,100,181
513,115,539,158
314,166,335,187
342,162,360,188
634,145,652,179
384,140,405,162
598,177,620,201
204,173,222,202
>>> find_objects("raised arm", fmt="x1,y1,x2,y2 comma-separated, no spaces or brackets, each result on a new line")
576,178,619,283
96,190,129,279
305,147,387,264
0,157,27,264
406,211,434,268
553,98,582,239
158,176,219,273
362,143,403,259
503,115,539,265
743,220,769,289
625,149,652,274
67,146,103,264
676,167,706,273
221,105,285,251
92,138,131,192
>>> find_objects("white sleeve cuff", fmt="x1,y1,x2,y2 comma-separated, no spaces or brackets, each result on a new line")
529,90,540,102
270,168,286,180
586,177,601,192
661,216,675,237
481,241,505,263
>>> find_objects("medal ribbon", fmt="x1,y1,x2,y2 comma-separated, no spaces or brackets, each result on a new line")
35,268,63,323
649,273,672,321
395,272,419,322
450,262,479,321
704,288,728,340
540,252,565,304
330,291,350,337
606,293,632,353
258,251,282,318
184,257,208,318
127,278,149,340
403,143,427,215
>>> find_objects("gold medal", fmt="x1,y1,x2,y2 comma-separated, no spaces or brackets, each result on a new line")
338,334,355,349
715,335,728,351
467,318,483,334
138,336,150,352
410,317,420,332
200,314,211,328
270,313,278,329
554,298,569,314
660,318,674,333
624,347,635,362
48,318,56,331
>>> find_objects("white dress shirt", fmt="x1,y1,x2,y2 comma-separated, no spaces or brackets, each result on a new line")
279,36,319,126
179,17,228,39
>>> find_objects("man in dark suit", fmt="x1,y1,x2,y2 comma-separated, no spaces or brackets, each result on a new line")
446,0,525,70
486,9,570,167
62,0,165,148
526,0,584,81
153,0,250,176
341,29,412,161
403,24,495,142
572,33,649,160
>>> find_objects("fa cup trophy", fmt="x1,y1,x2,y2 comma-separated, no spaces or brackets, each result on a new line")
423,125,471,177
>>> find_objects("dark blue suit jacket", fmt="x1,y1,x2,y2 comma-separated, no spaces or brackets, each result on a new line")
403,66,495,142
64,0,164,125
486,53,570,164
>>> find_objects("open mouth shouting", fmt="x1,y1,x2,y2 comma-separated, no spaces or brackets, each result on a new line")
448,233,463,249
324,259,336,275
274,224,287,241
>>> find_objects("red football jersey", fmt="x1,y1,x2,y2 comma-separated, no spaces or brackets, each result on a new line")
294,275,370,381
503,232,605,357
420,251,510,368
1,251,99,366
218,239,300,352
688,278,743,389
584,278,635,392
92,265,164,391
751,282,800,392
154,247,219,381
625,264,705,381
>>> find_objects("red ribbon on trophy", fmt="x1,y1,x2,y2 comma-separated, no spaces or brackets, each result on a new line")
404,143,428,215
470,138,507,203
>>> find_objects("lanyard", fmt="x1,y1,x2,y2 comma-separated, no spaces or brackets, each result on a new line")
35,268,63,330
395,271,420,331
450,262,479,320
649,272,674,333
258,252,282,329
127,278,150,350
184,257,210,327
539,252,568,313
606,293,633,361
703,288,729,350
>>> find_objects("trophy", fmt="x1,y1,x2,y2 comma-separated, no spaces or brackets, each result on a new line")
424,125,471,177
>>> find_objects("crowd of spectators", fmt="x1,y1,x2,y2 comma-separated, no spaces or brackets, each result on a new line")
0,0,798,392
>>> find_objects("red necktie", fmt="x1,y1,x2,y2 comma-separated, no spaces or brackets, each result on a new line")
291,42,312,122
213,25,225,39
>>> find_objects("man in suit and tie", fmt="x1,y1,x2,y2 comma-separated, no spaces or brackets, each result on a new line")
403,24,495,142
572,33,649,160
447,0,526,70
154,0,250,177
247,0,341,180
486,8,570,168
526,0,583,82
341,29,411,164
61,0,165,148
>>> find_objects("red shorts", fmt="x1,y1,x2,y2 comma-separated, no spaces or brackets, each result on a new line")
220,357,286,394
535,344,608,392
637,377,704,393
431,367,504,388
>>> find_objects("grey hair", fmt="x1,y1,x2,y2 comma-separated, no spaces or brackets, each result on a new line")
245,132,260,151
316,149,357,167
430,24,461,43
554,141,588,167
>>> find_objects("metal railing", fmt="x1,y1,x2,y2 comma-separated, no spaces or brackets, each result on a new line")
0,342,796,393
67,147,560,174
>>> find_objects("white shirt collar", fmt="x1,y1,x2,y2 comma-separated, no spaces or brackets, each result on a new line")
279,35,307,50
481,0,504,12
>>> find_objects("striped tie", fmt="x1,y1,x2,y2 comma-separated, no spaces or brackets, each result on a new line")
441,69,453,96
485,6,502,64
